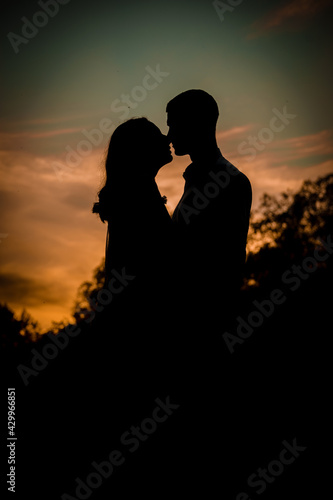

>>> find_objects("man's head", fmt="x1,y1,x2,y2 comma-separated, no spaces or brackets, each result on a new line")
166,89,219,156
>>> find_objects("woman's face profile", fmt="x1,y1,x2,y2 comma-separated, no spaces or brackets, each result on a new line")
145,123,173,174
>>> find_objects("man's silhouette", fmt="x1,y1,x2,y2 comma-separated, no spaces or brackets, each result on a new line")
161,89,253,494
167,89,252,326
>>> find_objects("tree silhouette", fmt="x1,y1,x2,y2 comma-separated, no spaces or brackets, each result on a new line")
72,258,106,323
0,303,41,351
245,173,333,289
19,309,42,342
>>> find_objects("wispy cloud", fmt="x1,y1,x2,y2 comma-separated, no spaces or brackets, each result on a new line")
0,127,83,146
216,125,254,141
2,111,105,128
227,128,333,207
248,0,332,39
0,148,107,329
284,129,333,156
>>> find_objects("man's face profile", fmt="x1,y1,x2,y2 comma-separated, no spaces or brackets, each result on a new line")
167,112,196,156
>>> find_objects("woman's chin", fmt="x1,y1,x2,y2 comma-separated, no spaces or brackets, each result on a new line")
161,154,173,167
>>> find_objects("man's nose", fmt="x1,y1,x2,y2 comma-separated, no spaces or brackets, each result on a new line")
166,130,172,144
161,133,170,146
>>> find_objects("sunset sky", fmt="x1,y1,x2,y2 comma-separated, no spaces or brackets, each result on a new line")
1,0,333,330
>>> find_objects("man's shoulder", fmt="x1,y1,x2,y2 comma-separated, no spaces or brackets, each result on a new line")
215,155,252,192
235,168,252,192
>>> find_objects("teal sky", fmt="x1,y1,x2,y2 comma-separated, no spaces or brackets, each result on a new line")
2,0,332,145
1,0,333,328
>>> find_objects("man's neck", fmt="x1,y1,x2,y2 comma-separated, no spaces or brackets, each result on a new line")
189,141,220,164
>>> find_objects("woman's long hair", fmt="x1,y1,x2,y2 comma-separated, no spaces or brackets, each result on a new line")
92,117,155,223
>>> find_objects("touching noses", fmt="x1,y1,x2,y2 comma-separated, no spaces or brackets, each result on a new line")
167,129,173,144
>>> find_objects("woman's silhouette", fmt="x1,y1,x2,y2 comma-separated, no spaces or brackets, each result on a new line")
93,118,173,299
92,116,177,380
90,119,186,496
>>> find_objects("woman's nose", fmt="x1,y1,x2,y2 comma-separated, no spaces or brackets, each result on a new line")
163,133,171,145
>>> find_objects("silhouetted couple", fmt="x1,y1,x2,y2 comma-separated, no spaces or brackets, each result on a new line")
91,90,252,495
93,89,252,333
